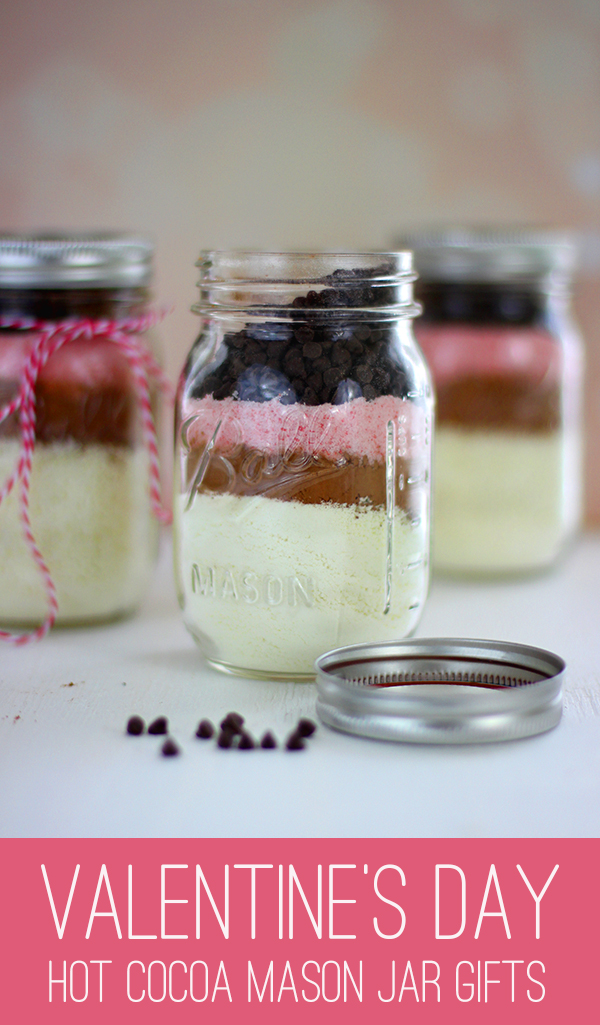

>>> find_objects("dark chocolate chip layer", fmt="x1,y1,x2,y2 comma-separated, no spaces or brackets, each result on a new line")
417,282,547,328
186,265,409,406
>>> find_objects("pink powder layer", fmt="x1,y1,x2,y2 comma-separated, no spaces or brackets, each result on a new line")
183,394,414,463
416,325,561,386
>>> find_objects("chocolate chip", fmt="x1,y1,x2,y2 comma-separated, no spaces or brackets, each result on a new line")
323,367,344,389
332,340,349,359
231,356,247,377
201,373,222,393
245,342,266,363
285,732,306,751
286,355,305,378
161,738,181,757
238,731,255,750
297,718,317,738
302,341,322,359
371,368,391,389
126,715,145,736
220,712,244,732
195,719,215,739
217,729,235,749
267,339,288,359
148,716,168,735
345,337,364,355
260,731,277,749
295,326,314,344
355,364,373,384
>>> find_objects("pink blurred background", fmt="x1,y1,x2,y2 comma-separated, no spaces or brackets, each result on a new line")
2,0,599,520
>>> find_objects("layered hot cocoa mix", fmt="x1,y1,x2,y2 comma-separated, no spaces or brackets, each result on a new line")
181,394,420,515
175,267,431,677
416,322,568,573
0,330,155,624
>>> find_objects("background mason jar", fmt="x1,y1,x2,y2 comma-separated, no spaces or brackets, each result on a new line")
0,233,160,625
174,251,433,680
398,229,583,577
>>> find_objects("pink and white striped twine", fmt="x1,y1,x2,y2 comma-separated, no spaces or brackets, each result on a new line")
0,310,173,646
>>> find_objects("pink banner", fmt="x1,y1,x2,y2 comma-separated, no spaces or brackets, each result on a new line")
1,838,596,1023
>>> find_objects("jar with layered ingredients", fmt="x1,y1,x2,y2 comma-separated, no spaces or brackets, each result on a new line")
403,230,583,576
0,233,161,627
174,252,432,679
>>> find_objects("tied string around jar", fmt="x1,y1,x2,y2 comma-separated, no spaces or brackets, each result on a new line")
0,310,174,645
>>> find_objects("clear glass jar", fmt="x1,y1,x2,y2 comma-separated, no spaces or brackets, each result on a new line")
174,251,432,680
0,233,160,625
403,230,583,575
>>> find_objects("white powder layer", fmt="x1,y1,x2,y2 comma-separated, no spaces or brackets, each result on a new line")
432,428,569,573
0,441,157,623
175,492,428,676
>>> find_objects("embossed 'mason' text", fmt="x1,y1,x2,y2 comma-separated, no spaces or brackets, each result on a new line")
190,565,314,607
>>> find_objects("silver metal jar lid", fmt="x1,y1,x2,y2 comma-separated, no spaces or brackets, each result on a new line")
0,232,153,288
395,227,576,286
315,637,565,744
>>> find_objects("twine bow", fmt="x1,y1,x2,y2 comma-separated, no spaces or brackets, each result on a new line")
0,310,173,645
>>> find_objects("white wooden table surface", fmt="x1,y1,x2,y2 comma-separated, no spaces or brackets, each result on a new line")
1,533,599,839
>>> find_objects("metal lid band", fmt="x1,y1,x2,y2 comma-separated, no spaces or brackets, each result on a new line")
315,637,565,744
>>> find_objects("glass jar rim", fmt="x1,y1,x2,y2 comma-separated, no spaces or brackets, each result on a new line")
196,249,415,280
193,250,420,317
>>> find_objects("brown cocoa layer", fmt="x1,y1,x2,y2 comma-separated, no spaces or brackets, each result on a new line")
191,444,416,514
436,376,561,432
0,378,137,446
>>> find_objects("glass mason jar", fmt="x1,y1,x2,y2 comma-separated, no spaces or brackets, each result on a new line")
401,229,583,576
0,233,160,625
174,251,432,680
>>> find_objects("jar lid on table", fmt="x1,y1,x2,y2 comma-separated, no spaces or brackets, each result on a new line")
0,232,153,289
315,637,565,744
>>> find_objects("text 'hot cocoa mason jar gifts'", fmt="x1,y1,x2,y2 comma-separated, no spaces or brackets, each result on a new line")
174,251,433,680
